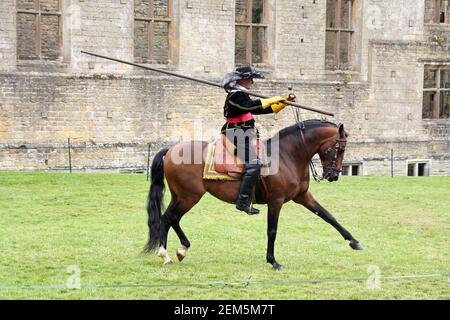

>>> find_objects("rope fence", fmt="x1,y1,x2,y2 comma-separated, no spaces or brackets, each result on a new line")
0,273,447,290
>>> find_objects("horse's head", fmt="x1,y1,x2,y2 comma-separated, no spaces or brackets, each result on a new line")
317,123,347,182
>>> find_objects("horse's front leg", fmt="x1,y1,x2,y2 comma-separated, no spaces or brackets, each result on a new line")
294,191,363,250
266,199,284,270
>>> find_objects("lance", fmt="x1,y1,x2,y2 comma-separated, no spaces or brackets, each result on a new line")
81,51,334,117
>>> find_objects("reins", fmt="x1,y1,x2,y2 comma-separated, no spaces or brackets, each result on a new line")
292,108,324,183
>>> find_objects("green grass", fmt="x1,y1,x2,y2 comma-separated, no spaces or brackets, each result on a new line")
0,172,448,299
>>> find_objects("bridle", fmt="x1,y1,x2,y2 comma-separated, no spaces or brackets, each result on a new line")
293,108,346,182
323,137,347,175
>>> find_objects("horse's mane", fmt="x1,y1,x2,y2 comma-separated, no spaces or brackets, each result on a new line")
277,119,338,139
264,120,338,156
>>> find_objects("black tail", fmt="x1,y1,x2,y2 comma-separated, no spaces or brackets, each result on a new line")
144,148,169,253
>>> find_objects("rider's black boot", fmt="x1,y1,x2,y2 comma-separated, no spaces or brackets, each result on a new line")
236,162,261,215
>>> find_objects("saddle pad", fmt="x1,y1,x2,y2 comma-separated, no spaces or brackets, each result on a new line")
202,141,271,181
203,142,239,180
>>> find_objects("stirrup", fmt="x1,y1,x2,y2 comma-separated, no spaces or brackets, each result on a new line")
236,203,260,215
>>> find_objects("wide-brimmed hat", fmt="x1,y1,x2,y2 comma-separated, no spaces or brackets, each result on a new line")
221,66,264,92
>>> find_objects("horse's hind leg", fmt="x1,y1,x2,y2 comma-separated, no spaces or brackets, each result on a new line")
159,196,202,264
294,191,363,250
158,200,178,265
173,221,190,262
170,203,191,262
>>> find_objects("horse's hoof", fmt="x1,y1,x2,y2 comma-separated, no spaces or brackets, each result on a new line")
163,259,174,266
349,240,364,250
176,249,186,262
272,263,283,271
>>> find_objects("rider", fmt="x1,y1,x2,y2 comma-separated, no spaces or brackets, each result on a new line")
221,66,295,215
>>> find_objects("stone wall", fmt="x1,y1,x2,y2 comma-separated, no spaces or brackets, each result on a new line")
274,0,327,80
0,0,449,175
69,0,134,73
176,0,235,78
0,0,16,70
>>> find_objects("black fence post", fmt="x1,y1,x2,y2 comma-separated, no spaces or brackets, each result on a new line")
146,143,151,181
391,149,394,178
68,138,72,174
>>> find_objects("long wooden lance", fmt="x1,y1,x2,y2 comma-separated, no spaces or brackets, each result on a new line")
81,51,334,117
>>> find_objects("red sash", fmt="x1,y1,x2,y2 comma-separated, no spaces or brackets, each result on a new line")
225,113,253,123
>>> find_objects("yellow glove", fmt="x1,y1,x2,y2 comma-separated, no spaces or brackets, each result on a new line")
261,96,284,109
271,102,287,113
271,94,296,113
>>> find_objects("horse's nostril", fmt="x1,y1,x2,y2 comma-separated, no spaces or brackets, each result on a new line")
329,175,338,182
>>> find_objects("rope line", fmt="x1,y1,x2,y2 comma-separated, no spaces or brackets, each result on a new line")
0,273,447,290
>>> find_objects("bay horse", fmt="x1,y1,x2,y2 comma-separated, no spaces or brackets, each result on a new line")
144,119,363,270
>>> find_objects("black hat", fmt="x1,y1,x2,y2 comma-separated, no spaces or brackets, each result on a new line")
221,66,264,92
234,66,264,80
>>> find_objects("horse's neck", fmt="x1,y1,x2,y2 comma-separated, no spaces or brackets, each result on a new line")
298,129,320,159
273,130,314,168
277,126,335,165
287,128,320,156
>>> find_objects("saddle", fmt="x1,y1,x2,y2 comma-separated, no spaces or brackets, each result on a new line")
203,135,269,180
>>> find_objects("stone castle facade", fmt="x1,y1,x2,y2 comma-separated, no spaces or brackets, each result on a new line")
0,0,449,176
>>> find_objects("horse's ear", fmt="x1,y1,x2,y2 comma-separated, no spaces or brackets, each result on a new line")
338,123,345,137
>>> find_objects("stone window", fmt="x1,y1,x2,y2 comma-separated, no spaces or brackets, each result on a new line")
423,65,450,120
16,0,62,60
134,0,173,64
235,0,268,65
325,0,356,70
342,163,362,176
407,160,430,176
425,0,450,24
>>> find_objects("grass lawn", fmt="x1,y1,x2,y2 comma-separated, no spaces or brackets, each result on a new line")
0,172,448,299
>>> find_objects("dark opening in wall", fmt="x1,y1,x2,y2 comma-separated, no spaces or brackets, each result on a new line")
407,161,430,176
134,0,172,64
17,0,62,60
235,0,268,65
